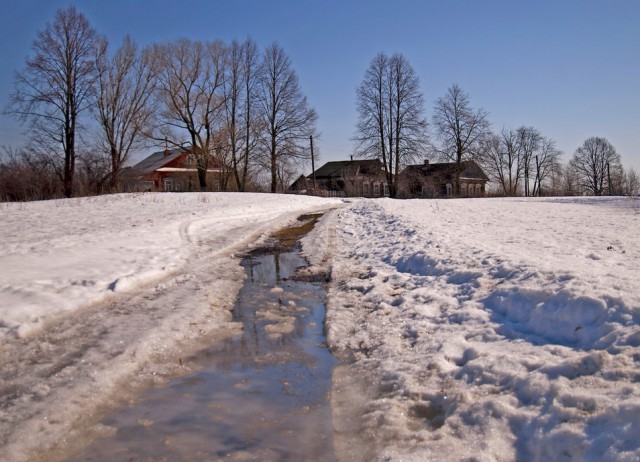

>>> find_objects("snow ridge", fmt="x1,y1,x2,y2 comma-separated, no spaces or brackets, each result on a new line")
324,198,640,461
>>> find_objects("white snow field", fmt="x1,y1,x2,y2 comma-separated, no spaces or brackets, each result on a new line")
0,192,341,461
306,197,640,461
1,193,639,461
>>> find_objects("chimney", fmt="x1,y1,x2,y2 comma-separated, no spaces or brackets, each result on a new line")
351,155,353,162
424,159,430,166
164,149,171,157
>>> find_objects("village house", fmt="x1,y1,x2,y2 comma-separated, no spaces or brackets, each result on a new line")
124,147,228,192
289,158,391,197
399,160,489,198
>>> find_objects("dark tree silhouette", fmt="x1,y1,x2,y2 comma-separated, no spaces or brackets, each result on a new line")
7,6,103,198
570,137,622,196
96,36,156,192
433,84,490,196
258,43,317,193
354,52,428,198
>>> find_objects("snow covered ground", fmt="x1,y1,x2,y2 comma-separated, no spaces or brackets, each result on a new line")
2,193,639,461
0,192,341,461
309,197,640,461
0,192,340,340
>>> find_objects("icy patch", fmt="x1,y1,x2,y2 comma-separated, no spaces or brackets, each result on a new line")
0,193,342,461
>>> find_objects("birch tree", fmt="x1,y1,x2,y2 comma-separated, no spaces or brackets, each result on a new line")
7,6,103,198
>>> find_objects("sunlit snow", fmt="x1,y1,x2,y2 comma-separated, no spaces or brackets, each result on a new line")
308,196,640,461
0,192,341,461
1,193,639,461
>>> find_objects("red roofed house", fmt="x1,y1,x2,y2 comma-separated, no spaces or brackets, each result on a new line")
125,147,228,192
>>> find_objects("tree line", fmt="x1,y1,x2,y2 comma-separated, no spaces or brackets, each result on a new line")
1,6,317,200
355,53,638,198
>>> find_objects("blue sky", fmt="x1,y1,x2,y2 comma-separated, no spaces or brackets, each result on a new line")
1,0,639,170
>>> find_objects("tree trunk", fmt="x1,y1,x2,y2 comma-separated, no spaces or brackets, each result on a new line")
109,146,119,192
197,151,208,190
63,122,75,198
270,135,277,193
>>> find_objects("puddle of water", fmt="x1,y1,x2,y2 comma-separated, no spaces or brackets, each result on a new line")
65,224,337,461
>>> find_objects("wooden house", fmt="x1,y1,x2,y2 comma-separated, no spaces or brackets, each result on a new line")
399,160,489,198
125,147,227,192
289,159,391,197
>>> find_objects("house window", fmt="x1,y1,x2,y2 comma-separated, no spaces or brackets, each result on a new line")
137,180,154,192
373,183,380,196
421,186,427,198
476,184,482,196
446,183,452,197
163,177,175,191
383,184,389,196
363,182,370,196
186,154,195,166
461,183,467,197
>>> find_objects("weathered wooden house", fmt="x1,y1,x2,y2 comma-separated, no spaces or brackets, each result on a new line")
399,160,489,198
125,148,227,192
289,159,391,197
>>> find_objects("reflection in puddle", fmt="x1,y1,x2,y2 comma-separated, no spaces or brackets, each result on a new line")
66,240,337,461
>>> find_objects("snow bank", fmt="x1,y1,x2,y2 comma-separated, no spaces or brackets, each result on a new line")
0,192,340,339
0,192,341,462
320,197,640,461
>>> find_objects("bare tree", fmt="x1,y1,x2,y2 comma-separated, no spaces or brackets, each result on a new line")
258,42,317,193
222,38,263,191
95,36,156,192
152,39,225,190
516,126,543,196
480,125,562,197
532,136,562,196
433,84,490,195
222,40,242,191
479,128,522,196
354,52,428,197
626,168,640,196
570,137,621,196
76,146,111,195
239,39,264,191
354,53,387,170
6,6,103,198
0,146,61,201
544,160,566,197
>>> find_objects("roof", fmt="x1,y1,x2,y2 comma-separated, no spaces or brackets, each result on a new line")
156,167,222,173
403,160,489,181
287,174,309,192
310,159,382,179
129,148,188,177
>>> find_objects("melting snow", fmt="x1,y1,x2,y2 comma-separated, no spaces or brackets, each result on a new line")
307,196,640,461
1,193,639,461
0,192,340,461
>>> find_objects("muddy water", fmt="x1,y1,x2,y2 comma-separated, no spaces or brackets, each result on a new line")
66,217,337,461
